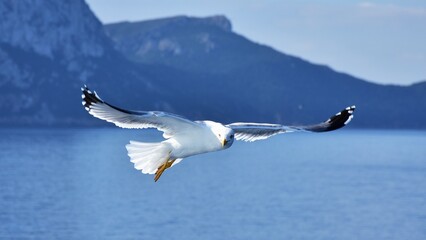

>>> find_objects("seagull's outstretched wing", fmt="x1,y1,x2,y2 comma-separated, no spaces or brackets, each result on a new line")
81,86,200,138
226,106,356,142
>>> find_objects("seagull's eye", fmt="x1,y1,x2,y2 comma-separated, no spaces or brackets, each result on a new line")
218,134,221,137
230,135,234,139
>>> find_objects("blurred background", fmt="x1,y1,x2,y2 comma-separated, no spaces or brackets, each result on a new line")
0,0,425,239
1,0,426,128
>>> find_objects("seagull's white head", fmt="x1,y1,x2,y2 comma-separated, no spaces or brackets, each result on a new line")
208,122,235,149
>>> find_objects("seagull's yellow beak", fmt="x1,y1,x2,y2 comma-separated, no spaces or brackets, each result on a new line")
222,139,228,147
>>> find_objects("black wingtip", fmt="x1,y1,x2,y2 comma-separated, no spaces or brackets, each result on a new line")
302,105,356,133
324,105,356,131
81,85,103,111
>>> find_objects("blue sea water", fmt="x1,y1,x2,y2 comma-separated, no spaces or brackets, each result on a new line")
0,129,425,240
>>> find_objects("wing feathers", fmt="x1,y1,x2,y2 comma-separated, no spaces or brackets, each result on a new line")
227,123,285,142
82,86,355,142
300,105,356,132
227,106,356,142
81,85,199,137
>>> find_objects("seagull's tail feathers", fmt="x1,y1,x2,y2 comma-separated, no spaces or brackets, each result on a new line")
125,141,175,175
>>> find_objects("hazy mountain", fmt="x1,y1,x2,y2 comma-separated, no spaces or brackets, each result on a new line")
0,0,424,128
0,0,178,126
105,16,426,128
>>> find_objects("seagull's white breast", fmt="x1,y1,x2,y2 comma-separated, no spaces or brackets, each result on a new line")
166,123,222,158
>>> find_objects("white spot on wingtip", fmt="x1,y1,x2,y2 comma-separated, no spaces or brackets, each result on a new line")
94,91,101,99
344,115,354,125
85,107,90,111
81,87,84,91
348,110,353,114
81,94,85,99
336,112,341,116
82,101,86,106
351,105,356,109
87,90,92,94
345,107,351,110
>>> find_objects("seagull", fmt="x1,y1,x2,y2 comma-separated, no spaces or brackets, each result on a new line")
81,86,355,182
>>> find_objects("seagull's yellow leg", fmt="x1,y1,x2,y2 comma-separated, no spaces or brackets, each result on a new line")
154,159,175,182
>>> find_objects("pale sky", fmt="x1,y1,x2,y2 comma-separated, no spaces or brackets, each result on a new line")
86,0,426,85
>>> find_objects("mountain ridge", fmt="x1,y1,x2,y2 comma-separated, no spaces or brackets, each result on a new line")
104,15,426,128
0,2,425,128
